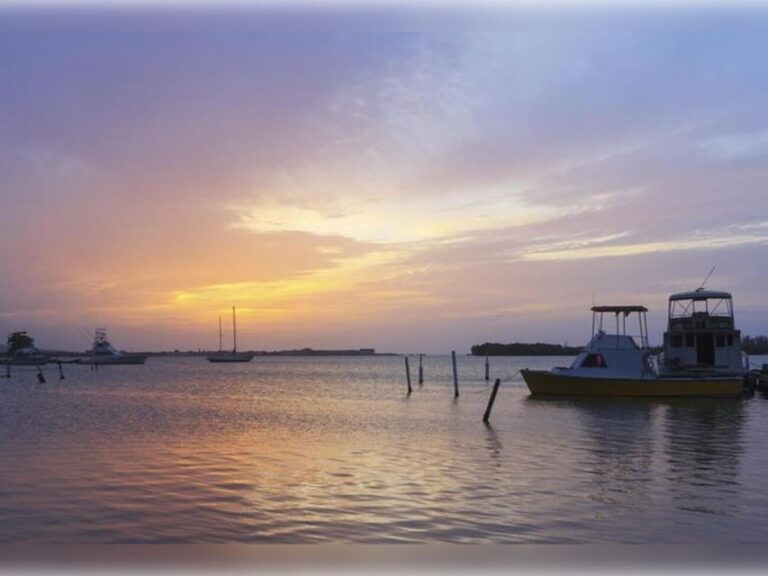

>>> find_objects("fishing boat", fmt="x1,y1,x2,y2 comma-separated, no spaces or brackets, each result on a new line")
2,346,49,366
521,305,743,397
206,307,254,363
80,328,149,365
1,331,49,365
658,288,748,377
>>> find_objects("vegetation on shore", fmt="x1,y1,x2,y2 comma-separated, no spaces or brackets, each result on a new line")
743,336,768,355
471,342,582,356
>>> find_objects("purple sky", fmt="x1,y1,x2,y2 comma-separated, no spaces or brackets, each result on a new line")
1,4,767,352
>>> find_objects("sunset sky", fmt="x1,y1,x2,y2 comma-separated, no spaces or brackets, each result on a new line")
2,2,767,353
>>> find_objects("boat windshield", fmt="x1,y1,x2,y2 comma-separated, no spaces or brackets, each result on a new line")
668,290,733,319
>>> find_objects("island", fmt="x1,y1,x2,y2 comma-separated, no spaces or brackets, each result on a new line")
471,342,582,356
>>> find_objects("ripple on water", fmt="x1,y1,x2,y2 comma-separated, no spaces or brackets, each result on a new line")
3,356,768,542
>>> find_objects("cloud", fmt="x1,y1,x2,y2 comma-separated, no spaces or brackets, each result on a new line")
697,129,768,161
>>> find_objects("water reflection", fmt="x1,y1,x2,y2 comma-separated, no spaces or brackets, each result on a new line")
565,399,658,516
662,399,746,521
483,424,503,465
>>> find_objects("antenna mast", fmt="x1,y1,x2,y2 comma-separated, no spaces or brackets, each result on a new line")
697,265,716,291
232,306,237,354
218,315,222,352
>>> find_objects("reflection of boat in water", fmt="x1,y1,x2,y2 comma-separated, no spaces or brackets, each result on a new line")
522,305,743,398
659,288,748,377
80,329,148,365
206,307,254,363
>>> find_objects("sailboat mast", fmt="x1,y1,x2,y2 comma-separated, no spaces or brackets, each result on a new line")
218,316,223,352
232,306,237,353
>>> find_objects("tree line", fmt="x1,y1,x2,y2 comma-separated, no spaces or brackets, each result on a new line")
743,335,768,355
471,342,582,356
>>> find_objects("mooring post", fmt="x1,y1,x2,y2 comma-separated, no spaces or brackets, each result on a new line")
485,354,490,381
418,354,424,384
451,350,459,398
37,366,46,384
405,356,412,395
483,378,502,424
58,361,65,380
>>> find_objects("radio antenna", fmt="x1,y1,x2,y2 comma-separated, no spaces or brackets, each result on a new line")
697,265,716,291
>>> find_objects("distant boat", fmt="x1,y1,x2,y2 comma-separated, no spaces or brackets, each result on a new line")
206,307,254,363
2,331,49,365
2,346,49,366
80,328,148,365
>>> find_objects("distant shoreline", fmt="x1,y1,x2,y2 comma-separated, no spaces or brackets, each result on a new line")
471,342,582,356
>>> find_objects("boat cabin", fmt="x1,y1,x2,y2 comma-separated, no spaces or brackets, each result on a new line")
661,289,744,375
554,306,654,380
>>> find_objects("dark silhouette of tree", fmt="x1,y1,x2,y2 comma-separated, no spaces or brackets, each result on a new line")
471,342,582,356
743,335,768,355
7,331,35,355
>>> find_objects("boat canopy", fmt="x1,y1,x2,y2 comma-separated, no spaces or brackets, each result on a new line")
590,305,649,349
668,289,733,319
669,289,732,301
591,306,648,314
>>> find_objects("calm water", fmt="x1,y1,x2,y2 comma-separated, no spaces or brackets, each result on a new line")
1,355,768,543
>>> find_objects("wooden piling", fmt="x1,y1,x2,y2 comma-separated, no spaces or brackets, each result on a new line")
451,350,459,398
485,354,490,381
58,361,65,380
37,366,46,384
483,378,502,424
405,356,412,395
418,354,424,384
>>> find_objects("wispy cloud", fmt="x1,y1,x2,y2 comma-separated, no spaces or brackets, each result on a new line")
517,224,768,261
697,128,768,161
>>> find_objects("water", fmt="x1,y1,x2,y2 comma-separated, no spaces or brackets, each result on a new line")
1,355,768,543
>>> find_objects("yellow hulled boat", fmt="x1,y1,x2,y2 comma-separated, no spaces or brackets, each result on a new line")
522,305,744,398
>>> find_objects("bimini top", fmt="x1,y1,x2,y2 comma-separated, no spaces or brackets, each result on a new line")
591,305,648,314
669,289,732,302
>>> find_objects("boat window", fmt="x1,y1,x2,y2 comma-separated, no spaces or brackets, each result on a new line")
728,334,735,346
671,335,683,348
686,334,695,347
716,334,725,347
582,353,607,368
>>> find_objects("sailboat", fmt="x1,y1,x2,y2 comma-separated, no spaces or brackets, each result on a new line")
206,306,255,363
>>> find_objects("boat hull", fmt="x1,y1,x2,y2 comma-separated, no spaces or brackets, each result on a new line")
206,352,254,363
80,354,149,365
521,369,743,398
1,357,49,366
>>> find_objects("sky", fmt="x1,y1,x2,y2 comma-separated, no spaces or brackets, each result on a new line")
1,2,768,353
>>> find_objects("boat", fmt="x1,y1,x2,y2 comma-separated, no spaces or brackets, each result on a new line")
658,288,748,377
521,305,743,397
1,346,49,366
206,307,254,363
1,331,49,365
80,328,149,365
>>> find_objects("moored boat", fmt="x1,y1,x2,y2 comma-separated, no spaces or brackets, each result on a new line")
206,307,254,363
2,331,49,365
659,288,748,377
522,305,743,398
80,329,148,365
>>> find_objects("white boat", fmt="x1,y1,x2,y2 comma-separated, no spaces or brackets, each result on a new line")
80,329,148,365
659,288,748,377
206,307,254,363
522,305,743,397
2,331,49,365
2,346,49,366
